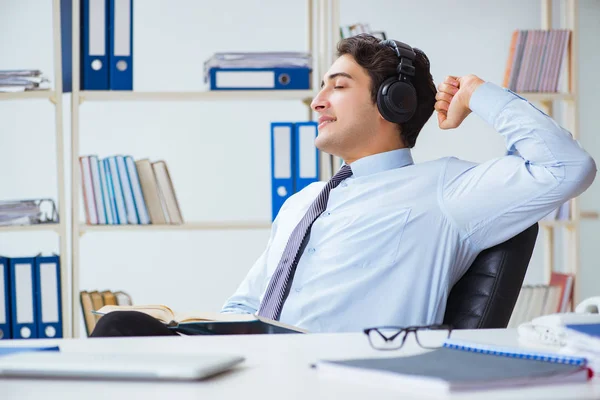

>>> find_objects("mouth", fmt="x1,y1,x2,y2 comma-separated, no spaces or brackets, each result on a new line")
318,118,337,130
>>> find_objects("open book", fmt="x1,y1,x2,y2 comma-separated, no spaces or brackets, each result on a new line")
94,305,307,335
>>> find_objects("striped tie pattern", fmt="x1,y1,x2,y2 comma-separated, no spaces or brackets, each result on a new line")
257,165,353,320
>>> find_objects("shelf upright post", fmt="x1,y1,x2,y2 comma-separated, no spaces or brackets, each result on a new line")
51,0,70,338
70,0,82,338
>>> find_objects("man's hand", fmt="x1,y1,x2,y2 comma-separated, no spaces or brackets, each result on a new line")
435,75,485,130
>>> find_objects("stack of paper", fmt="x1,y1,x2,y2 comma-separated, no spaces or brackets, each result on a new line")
0,199,58,226
0,70,50,93
203,52,311,84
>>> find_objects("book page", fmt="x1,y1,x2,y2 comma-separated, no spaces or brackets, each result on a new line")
96,304,175,323
174,311,258,323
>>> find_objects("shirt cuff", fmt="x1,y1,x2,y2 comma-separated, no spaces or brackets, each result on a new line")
469,82,521,126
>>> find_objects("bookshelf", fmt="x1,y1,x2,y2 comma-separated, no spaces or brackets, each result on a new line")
68,0,332,338
0,0,69,338
508,0,593,309
532,0,586,307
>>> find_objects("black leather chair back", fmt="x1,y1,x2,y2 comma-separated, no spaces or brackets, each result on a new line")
443,223,539,329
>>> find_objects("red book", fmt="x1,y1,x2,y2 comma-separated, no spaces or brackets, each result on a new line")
550,272,574,312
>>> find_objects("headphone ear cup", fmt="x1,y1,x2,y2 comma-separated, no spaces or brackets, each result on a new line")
377,77,417,124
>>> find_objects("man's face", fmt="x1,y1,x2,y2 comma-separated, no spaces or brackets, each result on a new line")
311,54,382,162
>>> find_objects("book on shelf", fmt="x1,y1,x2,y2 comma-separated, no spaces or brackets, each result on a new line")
316,338,591,395
503,29,571,93
93,304,306,335
152,160,183,224
80,289,132,336
79,155,183,226
507,272,574,328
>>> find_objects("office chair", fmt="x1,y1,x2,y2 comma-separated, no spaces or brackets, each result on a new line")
443,223,539,329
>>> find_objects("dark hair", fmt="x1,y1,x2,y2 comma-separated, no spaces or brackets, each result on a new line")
337,34,436,148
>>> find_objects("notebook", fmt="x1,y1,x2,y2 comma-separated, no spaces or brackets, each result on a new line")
316,339,591,395
0,346,59,357
566,323,600,341
0,352,244,381
564,323,600,376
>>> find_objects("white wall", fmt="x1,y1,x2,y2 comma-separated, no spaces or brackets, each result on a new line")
1,0,598,329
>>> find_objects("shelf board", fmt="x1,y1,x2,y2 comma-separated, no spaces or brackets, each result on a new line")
79,221,272,233
0,90,54,101
581,211,599,219
539,220,577,229
0,223,61,233
79,90,317,103
516,92,574,102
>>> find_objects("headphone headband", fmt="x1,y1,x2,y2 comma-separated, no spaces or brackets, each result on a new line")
380,40,416,78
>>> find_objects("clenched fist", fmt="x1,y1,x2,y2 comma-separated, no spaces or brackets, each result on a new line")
435,75,485,130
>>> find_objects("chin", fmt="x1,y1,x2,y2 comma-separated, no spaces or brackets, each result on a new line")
315,134,334,154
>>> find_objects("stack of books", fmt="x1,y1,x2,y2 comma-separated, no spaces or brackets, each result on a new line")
79,155,183,226
79,290,132,336
507,272,574,328
0,70,50,93
503,29,571,92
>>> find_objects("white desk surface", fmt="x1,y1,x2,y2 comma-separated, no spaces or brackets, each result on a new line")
0,328,598,400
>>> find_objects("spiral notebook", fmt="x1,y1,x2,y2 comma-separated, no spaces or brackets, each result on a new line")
316,339,591,395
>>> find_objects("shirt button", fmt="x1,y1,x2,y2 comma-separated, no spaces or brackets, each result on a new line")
307,248,316,254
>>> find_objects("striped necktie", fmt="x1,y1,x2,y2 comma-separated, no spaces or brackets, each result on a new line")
257,164,353,320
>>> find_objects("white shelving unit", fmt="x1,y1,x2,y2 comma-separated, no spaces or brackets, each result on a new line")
530,0,587,306
66,0,591,337
68,0,336,338
0,0,69,338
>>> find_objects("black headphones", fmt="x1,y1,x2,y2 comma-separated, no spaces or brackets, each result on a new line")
377,39,417,124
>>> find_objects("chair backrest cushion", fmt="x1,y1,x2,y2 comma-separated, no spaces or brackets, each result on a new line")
443,223,539,329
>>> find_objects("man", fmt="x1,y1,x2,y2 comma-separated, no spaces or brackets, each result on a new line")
92,34,595,337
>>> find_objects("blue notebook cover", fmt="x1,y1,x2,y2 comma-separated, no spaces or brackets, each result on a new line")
566,323,600,339
0,346,59,356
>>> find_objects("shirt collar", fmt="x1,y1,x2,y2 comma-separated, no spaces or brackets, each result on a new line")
346,148,414,178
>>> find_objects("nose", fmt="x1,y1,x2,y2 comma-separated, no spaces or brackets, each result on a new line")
310,89,330,112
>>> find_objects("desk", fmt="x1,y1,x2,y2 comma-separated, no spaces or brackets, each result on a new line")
0,329,599,400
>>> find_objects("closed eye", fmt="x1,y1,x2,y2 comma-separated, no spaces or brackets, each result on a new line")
334,86,344,89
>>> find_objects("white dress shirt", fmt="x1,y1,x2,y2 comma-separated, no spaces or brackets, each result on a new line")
220,82,596,333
